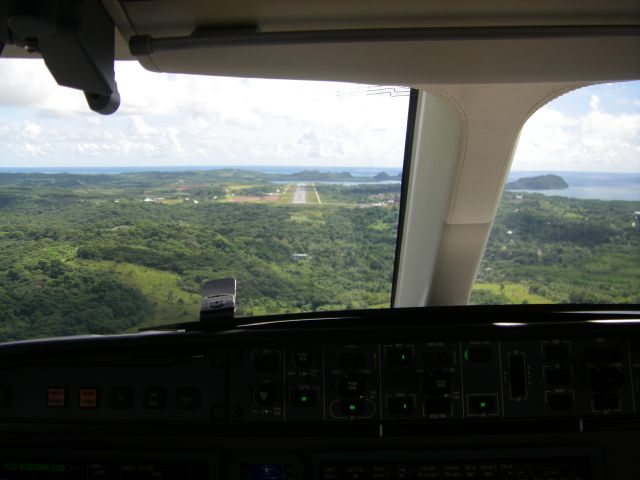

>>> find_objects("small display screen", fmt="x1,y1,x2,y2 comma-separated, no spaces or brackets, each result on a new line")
249,464,286,480
237,457,298,480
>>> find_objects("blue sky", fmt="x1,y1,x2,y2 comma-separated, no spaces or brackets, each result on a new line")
0,59,638,172
512,81,640,173
545,82,639,116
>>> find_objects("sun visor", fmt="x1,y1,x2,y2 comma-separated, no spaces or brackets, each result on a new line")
132,34,640,85
105,0,640,84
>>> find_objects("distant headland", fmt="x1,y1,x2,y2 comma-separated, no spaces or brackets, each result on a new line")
505,174,569,190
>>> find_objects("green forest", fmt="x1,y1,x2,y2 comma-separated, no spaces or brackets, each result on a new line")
0,169,638,342
0,170,401,341
471,191,640,305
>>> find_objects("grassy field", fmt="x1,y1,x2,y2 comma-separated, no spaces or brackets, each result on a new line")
472,283,554,304
84,260,200,330
307,184,321,205
276,183,294,204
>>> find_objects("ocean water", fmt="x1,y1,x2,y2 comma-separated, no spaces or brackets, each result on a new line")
0,165,402,177
507,171,640,201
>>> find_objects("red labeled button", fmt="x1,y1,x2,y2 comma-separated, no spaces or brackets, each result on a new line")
79,388,99,408
48,387,66,407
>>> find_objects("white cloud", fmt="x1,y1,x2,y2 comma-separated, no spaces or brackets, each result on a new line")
131,115,156,136
22,122,42,138
0,58,106,114
296,130,321,158
23,143,44,155
513,89,640,173
0,59,408,168
166,127,183,153
1,59,636,173
77,142,102,154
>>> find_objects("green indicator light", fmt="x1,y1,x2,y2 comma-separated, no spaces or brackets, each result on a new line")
51,464,66,472
349,404,356,411
300,396,308,402
403,403,408,410
463,349,470,361
401,354,406,361
20,464,49,472
480,401,487,409
4,463,18,471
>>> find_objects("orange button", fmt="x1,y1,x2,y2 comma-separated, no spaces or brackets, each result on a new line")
79,388,98,408
47,387,66,407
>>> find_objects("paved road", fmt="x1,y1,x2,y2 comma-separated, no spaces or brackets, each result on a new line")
293,183,307,204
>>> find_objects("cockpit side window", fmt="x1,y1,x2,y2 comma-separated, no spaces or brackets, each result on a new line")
472,81,640,305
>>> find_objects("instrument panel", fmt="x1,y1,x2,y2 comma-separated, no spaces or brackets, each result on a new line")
1,336,638,424
1,307,640,479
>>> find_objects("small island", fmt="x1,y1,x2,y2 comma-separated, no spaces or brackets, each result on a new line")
373,171,402,181
505,174,569,190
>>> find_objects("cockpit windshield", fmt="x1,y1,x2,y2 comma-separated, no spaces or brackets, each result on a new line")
0,59,411,341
